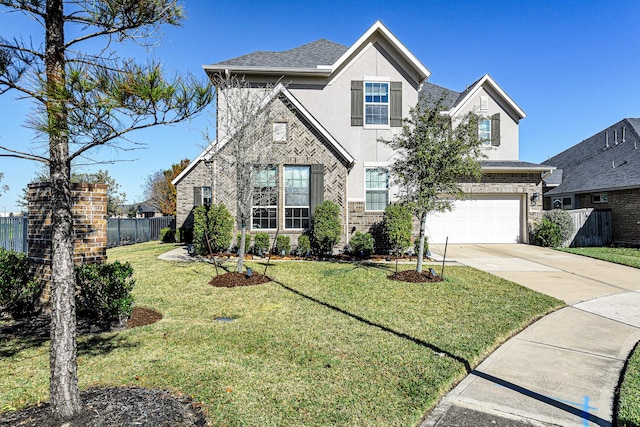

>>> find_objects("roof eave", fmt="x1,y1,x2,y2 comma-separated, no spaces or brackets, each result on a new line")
448,74,526,119
331,20,430,82
203,64,333,77
482,165,555,173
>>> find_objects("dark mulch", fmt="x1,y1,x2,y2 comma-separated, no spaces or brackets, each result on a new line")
388,269,444,283
126,306,163,329
209,271,271,288
0,387,209,427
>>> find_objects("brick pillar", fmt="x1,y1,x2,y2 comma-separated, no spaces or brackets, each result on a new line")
28,182,108,305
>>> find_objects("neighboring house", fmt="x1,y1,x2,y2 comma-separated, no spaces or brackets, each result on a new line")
118,203,163,219
543,118,640,245
173,21,551,247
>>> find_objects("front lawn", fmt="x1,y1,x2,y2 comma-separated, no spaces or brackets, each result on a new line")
559,246,640,269
1,242,563,426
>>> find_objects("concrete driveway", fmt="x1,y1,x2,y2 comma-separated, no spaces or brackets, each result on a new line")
423,244,640,427
431,243,640,305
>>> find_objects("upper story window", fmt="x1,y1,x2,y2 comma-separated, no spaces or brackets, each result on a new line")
365,82,389,126
351,80,402,127
479,119,491,144
477,113,501,147
365,167,389,211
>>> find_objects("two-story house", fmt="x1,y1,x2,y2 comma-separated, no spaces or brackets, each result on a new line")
173,21,551,248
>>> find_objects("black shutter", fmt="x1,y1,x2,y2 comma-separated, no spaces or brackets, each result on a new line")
390,82,402,127
491,113,501,146
310,164,324,218
351,81,363,126
193,187,202,207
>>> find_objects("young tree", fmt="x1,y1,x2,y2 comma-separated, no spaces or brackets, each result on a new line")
143,158,189,216
0,1,212,419
205,74,282,272
381,99,485,273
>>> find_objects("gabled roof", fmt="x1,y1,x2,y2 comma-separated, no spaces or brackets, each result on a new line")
447,74,526,120
172,84,355,186
203,21,430,82
544,118,640,195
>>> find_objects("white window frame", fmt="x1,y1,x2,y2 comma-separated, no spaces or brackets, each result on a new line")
251,167,278,230
284,165,310,230
479,119,491,145
552,196,574,210
364,80,390,128
201,187,212,206
365,167,389,211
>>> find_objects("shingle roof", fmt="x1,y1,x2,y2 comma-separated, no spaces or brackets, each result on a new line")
212,39,349,69
419,82,460,109
543,118,640,195
481,160,552,171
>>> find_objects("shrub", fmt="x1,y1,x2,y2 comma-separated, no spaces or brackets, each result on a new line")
545,209,574,243
0,248,41,317
311,200,341,255
75,261,135,324
534,209,574,247
349,231,374,257
236,232,251,254
254,232,270,255
207,203,234,252
533,217,563,247
383,204,412,255
296,235,311,256
159,227,175,243
275,235,291,255
192,203,234,255
192,205,209,255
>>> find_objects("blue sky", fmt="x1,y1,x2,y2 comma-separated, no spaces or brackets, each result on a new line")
1,0,639,213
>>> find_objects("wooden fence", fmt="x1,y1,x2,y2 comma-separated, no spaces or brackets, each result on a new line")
1,216,175,252
565,208,612,247
0,216,28,252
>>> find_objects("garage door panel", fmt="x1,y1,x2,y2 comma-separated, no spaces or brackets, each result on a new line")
426,196,521,244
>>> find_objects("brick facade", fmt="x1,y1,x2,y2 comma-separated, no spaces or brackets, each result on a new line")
577,188,640,245
28,182,107,304
175,95,350,248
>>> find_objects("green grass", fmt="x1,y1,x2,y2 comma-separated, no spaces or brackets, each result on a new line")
619,343,640,426
558,246,640,425
1,242,563,426
559,246,640,269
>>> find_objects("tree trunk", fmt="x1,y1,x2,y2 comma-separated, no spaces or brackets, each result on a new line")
46,0,81,419
236,223,246,272
416,212,427,273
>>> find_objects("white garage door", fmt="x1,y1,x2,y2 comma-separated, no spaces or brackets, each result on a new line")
425,195,521,244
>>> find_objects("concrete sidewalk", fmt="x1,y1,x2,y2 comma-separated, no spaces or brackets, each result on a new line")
422,244,640,427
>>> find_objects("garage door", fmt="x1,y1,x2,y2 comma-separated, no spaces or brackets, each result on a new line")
425,195,521,244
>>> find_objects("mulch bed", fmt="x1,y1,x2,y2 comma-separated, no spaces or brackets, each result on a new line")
0,387,208,427
209,271,271,288
387,269,444,283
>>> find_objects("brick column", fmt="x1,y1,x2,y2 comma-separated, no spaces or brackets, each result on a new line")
28,182,108,305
